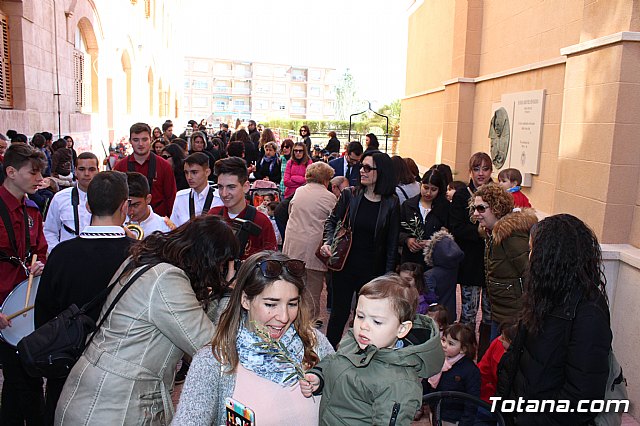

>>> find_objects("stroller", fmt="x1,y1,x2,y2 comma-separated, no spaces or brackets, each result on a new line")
248,180,282,210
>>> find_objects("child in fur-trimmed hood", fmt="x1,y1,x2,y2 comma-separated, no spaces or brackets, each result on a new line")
423,229,464,325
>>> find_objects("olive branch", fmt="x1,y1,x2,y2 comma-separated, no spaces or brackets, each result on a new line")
401,215,424,241
251,322,306,386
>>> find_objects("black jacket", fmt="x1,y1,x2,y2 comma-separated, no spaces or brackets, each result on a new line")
399,194,449,265
510,290,612,425
324,137,340,153
253,157,282,184
323,188,400,275
449,180,485,286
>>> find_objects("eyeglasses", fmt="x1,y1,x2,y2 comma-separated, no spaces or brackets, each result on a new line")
472,204,490,213
293,149,304,153
361,164,377,173
256,259,306,278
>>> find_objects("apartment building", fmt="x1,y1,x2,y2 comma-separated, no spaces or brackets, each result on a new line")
183,57,337,123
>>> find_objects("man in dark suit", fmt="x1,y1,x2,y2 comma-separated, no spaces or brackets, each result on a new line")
329,141,363,187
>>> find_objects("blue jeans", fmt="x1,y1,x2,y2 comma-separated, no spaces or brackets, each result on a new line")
459,285,491,326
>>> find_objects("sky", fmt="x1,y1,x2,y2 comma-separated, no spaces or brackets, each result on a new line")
180,0,408,108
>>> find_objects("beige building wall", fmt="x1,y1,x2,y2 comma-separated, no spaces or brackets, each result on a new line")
401,0,640,247
0,0,182,156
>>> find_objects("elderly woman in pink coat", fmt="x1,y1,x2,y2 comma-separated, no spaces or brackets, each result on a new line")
283,162,337,321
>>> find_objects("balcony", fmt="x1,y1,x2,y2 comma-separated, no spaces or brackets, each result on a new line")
291,91,306,98
232,87,251,95
233,70,252,79
215,69,233,77
234,105,250,112
290,106,306,114
291,74,306,82
213,86,231,94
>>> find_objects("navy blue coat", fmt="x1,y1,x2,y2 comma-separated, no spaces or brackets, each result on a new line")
427,356,481,426
329,157,360,187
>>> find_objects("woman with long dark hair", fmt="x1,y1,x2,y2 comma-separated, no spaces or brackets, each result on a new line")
392,155,420,204
320,151,400,348
55,216,239,425
283,142,312,198
509,214,612,425
162,143,189,191
399,168,449,266
173,251,334,425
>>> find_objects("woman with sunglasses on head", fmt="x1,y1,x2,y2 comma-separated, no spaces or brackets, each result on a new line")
55,216,238,425
320,151,401,349
471,183,537,341
173,251,334,426
283,142,313,198
162,143,189,191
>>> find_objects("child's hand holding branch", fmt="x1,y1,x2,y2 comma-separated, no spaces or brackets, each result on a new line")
300,373,320,398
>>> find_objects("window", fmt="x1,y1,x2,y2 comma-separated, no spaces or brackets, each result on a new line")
309,69,322,81
193,60,209,73
254,65,271,77
184,79,190,89
0,11,12,109
273,84,286,94
309,85,321,97
192,96,208,108
274,67,287,78
73,50,85,112
192,79,208,90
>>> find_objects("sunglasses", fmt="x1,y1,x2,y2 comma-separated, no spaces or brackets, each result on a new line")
293,149,304,153
361,164,377,173
162,155,171,159
472,204,490,213
256,259,305,278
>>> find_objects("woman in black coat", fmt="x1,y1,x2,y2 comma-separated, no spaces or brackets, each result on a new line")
320,151,400,348
509,214,612,426
399,168,449,267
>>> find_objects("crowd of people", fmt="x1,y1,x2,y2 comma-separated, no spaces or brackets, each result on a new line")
0,119,618,425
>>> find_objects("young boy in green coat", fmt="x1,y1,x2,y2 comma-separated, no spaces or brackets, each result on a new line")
300,273,445,425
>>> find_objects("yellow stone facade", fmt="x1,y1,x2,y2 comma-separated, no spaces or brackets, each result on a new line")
401,0,640,246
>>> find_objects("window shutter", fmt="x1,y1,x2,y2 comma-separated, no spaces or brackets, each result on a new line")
145,0,151,18
0,11,13,109
73,49,84,112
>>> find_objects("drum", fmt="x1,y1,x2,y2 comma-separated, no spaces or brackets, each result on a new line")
0,276,40,346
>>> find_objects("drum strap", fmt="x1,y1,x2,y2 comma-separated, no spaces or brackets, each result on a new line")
189,186,215,219
71,186,80,235
0,196,31,274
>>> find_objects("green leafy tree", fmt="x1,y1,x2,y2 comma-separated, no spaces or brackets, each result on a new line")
335,68,361,121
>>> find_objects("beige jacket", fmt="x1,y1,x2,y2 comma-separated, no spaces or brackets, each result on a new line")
55,262,215,426
283,182,337,271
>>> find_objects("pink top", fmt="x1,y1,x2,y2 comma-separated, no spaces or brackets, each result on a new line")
283,159,312,198
232,363,320,426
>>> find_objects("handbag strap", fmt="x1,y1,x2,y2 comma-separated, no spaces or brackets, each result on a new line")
84,263,155,348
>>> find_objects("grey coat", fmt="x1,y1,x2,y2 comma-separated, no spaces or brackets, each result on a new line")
171,329,334,426
55,262,216,425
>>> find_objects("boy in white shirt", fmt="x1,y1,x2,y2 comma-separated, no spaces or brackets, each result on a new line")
126,172,171,238
170,152,222,228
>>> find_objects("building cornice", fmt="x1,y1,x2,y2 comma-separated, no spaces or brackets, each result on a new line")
560,31,640,56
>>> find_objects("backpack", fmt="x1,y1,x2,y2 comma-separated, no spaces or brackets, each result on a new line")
594,350,628,426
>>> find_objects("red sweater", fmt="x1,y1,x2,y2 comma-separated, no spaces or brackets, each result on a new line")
0,186,48,304
207,203,277,259
114,153,177,217
478,337,506,403
511,190,531,208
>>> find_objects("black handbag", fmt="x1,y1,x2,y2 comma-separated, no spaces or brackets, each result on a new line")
17,263,153,379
